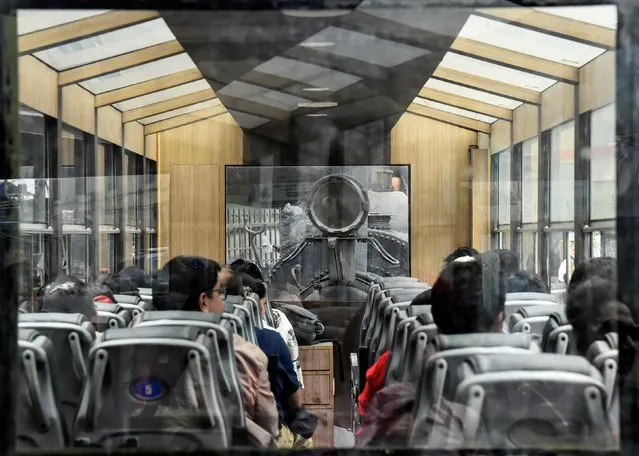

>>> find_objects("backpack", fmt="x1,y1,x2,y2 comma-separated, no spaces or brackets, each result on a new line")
273,302,324,345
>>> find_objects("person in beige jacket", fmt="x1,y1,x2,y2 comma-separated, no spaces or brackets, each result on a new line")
152,255,278,442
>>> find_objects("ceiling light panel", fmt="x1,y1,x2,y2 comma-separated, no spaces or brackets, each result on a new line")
219,81,308,112
301,26,430,68
253,56,360,91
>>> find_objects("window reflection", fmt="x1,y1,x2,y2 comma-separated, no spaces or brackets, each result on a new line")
60,126,87,225
10,106,47,225
590,103,615,221
550,121,575,222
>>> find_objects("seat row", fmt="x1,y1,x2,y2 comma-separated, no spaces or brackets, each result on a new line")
354,276,619,450
16,293,266,451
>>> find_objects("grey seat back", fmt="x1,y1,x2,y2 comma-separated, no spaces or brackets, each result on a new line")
366,287,428,347
504,300,558,329
74,326,229,450
541,311,575,355
95,303,130,331
362,281,424,345
17,329,65,450
415,334,536,418
115,294,154,312
587,334,619,416
401,322,439,383
232,305,256,344
386,315,426,385
376,302,420,360
135,311,245,431
244,294,263,330
426,353,614,450
19,313,96,435
509,304,565,338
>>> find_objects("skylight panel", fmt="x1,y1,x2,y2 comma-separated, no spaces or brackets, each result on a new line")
34,18,175,71
424,78,522,109
80,53,196,94
414,97,497,123
138,99,222,125
114,80,210,111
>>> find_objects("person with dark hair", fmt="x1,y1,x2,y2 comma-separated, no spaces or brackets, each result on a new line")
227,259,304,389
566,276,630,356
358,255,505,448
222,268,313,448
117,266,151,292
431,253,505,334
568,256,616,294
152,256,278,442
491,249,519,280
86,284,117,304
36,275,97,323
443,246,479,265
506,270,550,294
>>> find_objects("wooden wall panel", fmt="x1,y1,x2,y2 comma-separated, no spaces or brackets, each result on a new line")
541,82,575,131
490,119,511,154
145,134,158,161
169,165,221,258
124,121,144,155
98,105,123,145
391,112,477,284
472,148,491,253
579,51,615,114
158,113,242,263
513,103,539,143
62,84,95,133
19,56,57,117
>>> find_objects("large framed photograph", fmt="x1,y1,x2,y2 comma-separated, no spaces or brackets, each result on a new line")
225,165,410,301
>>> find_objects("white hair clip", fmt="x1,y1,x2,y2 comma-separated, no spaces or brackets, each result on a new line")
453,255,476,263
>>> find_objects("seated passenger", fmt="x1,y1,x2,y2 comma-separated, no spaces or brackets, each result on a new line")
357,288,431,417
506,270,550,294
566,276,630,356
358,253,506,448
443,246,479,265
228,259,304,387
492,248,519,280
568,256,616,293
152,256,279,441
36,275,97,324
223,270,314,448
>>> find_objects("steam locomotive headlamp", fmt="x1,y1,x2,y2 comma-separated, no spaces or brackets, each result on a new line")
307,174,370,236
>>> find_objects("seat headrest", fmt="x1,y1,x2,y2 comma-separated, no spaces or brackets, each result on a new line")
95,302,123,314
113,294,140,305
436,332,533,351
389,289,428,303
516,304,565,319
465,353,597,377
409,305,432,317
18,328,42,342
506,292,559,303
140,310,221,324
20,312,89,325
102,325,201,342
549,308,569,326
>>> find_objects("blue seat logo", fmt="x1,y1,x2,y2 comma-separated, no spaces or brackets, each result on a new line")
131,378,167,402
